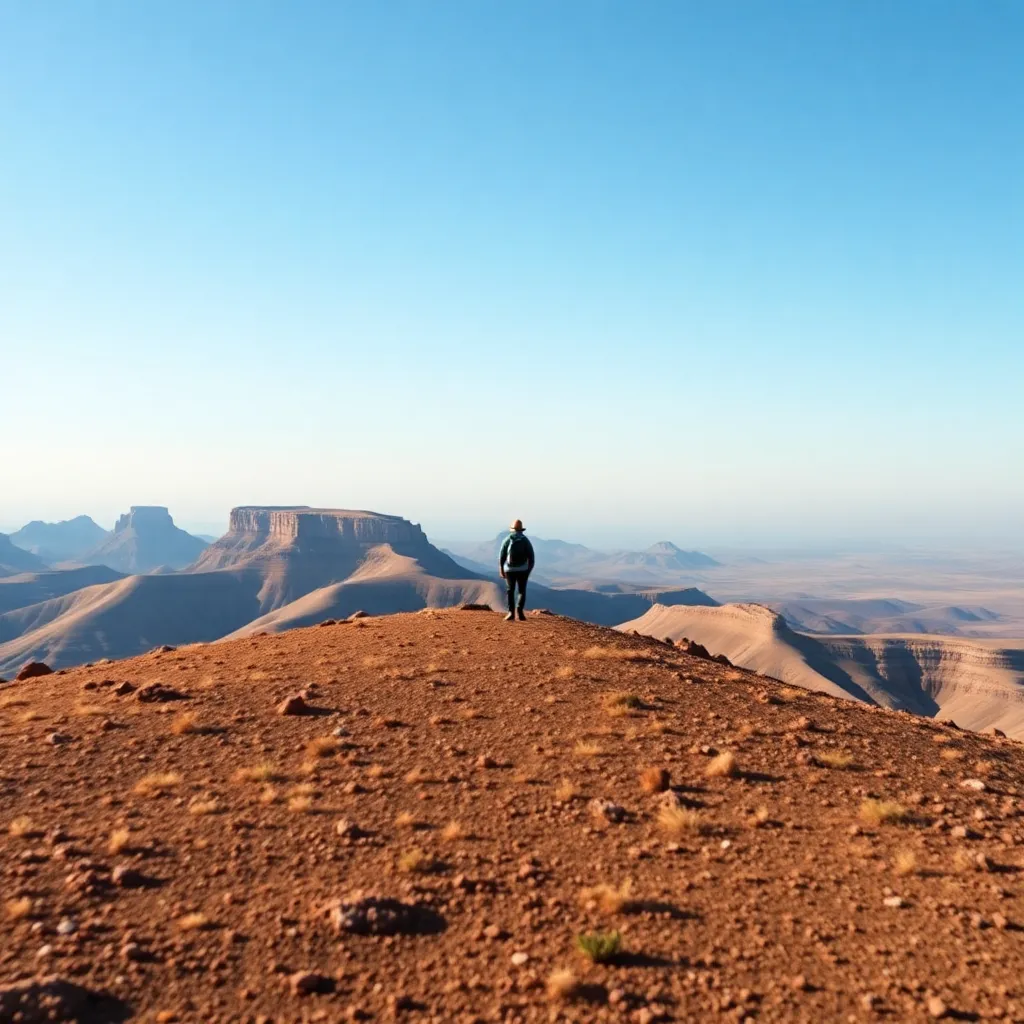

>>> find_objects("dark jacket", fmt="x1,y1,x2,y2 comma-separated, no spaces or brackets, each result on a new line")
499,530,535,574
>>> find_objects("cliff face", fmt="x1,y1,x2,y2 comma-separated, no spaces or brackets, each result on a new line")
225,507,430,548
823,636,1024,725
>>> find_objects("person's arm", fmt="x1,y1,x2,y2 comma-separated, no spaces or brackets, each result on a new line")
526,538,535,572
498,537,509,577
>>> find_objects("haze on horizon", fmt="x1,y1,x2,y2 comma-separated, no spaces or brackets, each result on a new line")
2,2,1022,550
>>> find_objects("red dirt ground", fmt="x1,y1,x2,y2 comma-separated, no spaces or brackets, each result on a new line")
2,609,1024,1023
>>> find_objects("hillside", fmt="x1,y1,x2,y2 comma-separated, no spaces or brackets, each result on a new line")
2,611,1024,1022
0,508,717,674
619,603,1024,738
84,507,208,574
0,567,127,616
0,535,48,578
9,516,110,563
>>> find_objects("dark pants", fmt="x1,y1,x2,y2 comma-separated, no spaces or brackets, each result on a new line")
506,570,529,613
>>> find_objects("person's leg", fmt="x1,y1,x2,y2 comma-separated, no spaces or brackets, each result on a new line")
505,574,516,619
516,572,528,617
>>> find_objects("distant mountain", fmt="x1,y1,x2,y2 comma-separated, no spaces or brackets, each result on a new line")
0,534,49,578
606,541,720,572
83,506,208,574
446,533,720,585
772,598,1004,637
10,515,110,562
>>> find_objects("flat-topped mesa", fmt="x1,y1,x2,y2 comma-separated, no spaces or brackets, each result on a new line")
227,507,429,547
113,506,174,533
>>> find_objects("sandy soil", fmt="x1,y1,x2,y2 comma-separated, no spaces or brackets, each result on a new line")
3,610,1024,1022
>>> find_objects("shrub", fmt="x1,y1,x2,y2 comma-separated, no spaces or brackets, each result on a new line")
575,930,621,963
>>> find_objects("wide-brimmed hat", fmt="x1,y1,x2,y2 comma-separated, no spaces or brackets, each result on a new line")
510,519,524,531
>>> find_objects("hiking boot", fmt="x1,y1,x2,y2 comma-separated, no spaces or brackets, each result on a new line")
516,609,526,621
504,612,515,622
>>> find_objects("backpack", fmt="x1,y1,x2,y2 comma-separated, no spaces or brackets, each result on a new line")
506,533,529,570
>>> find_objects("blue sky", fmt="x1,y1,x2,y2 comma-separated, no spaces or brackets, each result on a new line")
1,1,1021,547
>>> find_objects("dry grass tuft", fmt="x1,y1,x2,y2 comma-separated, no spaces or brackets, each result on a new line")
367,764,387,779
752,804,771,828
573,741,603,758
441,821,466,842
397,847,439,874
234,763,283,784
258,785,279,805
816,750,854,769
579,880,635,914
189,796,220,816
5,897,32,920
859,799,909,826
940,747,964,762
894,849,918,876
108,828,132,855
583,646,644,662
0,694,28,709
395,811,417,829
404,766,437,785
658,804,703,838
305,736,342,759
287,794,313,814
705,751,739,778
601,691,643,717
134,772,183,797
555,779,580,803
639,767,671,794
170,712,199,735
553,666,575,679
546,968,581,1003
8,816,35,838
74,703,106,718
176,912,211,931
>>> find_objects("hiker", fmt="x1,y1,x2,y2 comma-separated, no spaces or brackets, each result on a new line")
498,519,535,621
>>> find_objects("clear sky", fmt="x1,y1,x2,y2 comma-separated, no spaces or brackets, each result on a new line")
1,1,1021,548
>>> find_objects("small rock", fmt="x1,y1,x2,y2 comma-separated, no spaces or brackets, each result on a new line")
790,974,808,991
16,661,53,681
289,971,334,996
112,864,147,889
510,952,529,966
56,918,77,936
114,681,136,696
993,912,1009,930
121,942,146,962
962,779,987,792
927,996,949,1019
277,695,308,716
951,826,970,840
476,755,497,769
589,798,626,823
883,896,905,909
335,819,361,839
47,732,72,746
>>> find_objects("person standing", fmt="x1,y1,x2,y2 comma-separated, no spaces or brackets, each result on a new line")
498,519,535,621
